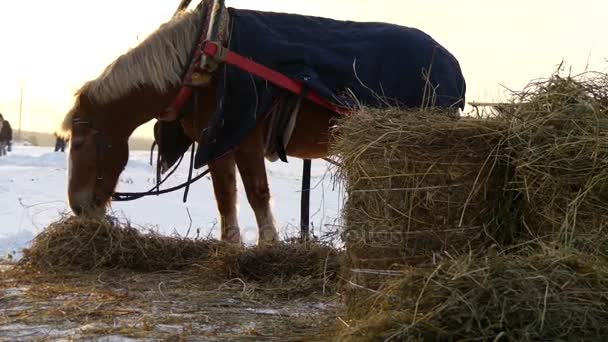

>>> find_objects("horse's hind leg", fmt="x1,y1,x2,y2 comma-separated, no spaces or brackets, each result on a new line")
235,128,279,245
209,153,241,244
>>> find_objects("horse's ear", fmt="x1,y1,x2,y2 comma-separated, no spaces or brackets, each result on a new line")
57,120,72,140
59,96,82,139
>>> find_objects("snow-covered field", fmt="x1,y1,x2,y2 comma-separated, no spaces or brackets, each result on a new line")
0,144,344,258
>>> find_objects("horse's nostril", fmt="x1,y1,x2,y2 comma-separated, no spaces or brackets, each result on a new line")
71,205,83,216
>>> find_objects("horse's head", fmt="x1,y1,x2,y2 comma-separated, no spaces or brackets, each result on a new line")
59,6,212,215
64,94,130,216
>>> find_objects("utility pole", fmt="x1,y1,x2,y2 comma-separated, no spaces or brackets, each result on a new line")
18,82,23,140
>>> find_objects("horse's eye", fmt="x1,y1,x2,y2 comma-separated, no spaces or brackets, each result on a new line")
71,137,85,151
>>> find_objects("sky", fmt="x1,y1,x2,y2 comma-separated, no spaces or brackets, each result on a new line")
1,0,607,137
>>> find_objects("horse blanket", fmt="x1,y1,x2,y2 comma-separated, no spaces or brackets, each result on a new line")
192,8,467,168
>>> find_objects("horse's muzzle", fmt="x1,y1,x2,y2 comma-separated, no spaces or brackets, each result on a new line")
69,191,106,216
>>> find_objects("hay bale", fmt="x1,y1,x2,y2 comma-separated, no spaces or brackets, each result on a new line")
21,216,228,271
504,72,608,243
333,108,511,283
339,246,608,341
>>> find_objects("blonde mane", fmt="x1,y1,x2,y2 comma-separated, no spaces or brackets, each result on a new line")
60,8,203,135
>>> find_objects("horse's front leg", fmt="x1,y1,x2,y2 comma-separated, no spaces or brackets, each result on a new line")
209,153,241,244
234,126,279,245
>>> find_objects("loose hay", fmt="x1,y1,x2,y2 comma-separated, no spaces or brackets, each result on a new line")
20,216,343,299
198,240,342,298
502,71,608,243
339,246,608,341
21,216,229,271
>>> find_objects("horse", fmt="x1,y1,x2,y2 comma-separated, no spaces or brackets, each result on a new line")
61,2,466,245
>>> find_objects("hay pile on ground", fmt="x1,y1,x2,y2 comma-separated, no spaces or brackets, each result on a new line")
20,216,342,297
340,246,608,341
197,240,342,298
21,216,229,271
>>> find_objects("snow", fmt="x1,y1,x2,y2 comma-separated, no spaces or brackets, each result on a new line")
0,145,344,258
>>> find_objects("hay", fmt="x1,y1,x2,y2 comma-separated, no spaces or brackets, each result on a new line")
333,108,511,284
21,215,230,271
199,241,342,298
20,216,343,298
334,69,608,339
334,71,608,276
339,246,608,341
502,71,608,243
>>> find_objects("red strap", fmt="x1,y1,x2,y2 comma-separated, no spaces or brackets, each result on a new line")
158,41,350,121
202,41,349,115
157,86,193,121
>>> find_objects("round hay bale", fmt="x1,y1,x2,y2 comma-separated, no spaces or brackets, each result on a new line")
340,246,608,341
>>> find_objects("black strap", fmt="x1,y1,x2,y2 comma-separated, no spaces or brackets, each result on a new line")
149,140,157,166
112,167,210,201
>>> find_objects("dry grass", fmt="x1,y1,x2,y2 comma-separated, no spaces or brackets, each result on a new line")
333,69,608,340
21,215,229,271
19,215,342,300
9,215,344,339
333,108,512,293
339,245,608,341
501,71,608,243
201,241,342,299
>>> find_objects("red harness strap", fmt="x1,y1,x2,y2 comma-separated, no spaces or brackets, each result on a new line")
158,41,349,121
201,40,349,115
158,87,193,121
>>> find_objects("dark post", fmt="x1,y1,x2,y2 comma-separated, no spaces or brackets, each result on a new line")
300,159,311,242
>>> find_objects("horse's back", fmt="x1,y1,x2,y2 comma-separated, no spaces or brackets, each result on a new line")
228,8,466,109
195,8,467,167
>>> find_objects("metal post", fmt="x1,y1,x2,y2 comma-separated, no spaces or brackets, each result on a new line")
17,82,23,140
300,159,311,242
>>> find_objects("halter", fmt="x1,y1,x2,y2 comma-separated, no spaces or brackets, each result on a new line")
71,116,210,203
71,118,112,205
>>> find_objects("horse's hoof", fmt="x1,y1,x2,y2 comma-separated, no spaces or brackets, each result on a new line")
258,229,279,245
222,229,242,246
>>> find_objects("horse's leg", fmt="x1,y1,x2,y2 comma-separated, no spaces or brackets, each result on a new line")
234,127,278,244
209,153,241,244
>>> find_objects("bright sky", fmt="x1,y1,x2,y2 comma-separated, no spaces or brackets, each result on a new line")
1,0,607,137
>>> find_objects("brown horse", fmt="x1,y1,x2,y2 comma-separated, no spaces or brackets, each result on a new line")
61,5,465,245
62,12,334,245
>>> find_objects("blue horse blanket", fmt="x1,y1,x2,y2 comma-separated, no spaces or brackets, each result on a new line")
194,8,467,167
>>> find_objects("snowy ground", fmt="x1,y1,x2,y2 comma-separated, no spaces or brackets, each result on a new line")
0,144,344,258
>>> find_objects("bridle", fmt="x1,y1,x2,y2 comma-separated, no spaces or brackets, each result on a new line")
71,116,210,203
71,118,110,185
71,117,113,204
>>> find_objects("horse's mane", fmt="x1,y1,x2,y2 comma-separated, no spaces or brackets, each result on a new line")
60,8,202,135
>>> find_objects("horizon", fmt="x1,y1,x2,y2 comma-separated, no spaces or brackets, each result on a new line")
1,0,607,137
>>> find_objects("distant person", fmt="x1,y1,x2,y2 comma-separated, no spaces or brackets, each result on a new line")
54,132,67,152
0,114,12,156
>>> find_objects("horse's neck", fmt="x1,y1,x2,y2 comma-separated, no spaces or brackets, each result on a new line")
102,87,180,137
